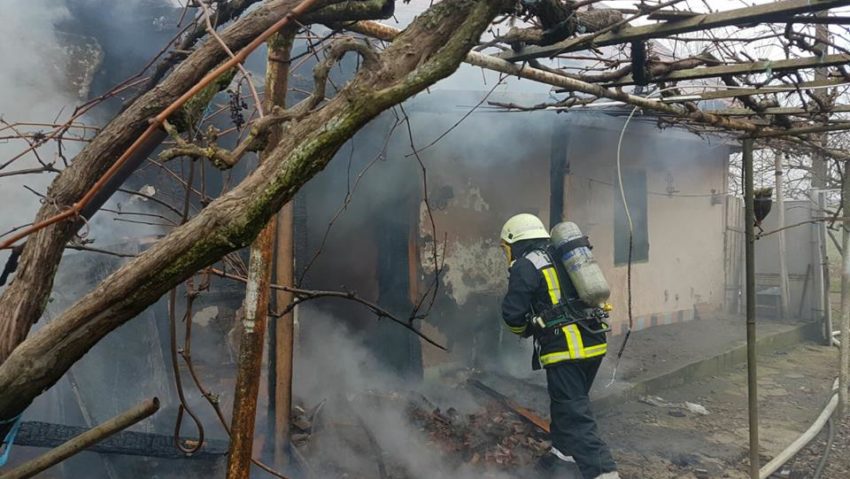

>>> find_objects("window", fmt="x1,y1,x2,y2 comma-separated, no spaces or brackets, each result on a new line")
614,169,649,265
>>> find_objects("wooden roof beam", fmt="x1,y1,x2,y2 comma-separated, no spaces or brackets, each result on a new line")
347,20,850,159
603,53,850,87
751,121,850,137
712,104,850,116
554,76,850,99
498,0,850,62
694,78,850,101
789,15,850,24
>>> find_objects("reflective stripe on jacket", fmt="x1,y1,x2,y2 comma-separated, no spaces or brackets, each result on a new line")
502,245,607,368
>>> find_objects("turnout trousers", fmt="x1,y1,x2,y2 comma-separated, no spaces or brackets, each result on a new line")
546,357,617,479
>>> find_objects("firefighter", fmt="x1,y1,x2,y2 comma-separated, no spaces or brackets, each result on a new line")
500,213,619,479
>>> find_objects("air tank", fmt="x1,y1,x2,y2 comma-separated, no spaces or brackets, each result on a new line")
550,222,610,307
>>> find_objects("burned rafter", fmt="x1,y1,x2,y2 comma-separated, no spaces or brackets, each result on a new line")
13,420,229,459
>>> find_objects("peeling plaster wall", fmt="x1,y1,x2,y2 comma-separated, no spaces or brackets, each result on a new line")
406,99,553,367
408,100,729,367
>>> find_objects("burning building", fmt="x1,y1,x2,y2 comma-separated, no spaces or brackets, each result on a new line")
2,1,832,478
295,87,735,377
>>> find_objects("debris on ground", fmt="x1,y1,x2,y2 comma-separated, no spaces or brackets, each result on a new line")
638,395,710,416
409,401,549,468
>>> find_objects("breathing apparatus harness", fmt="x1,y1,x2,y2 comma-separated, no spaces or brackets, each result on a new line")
525,246,611,338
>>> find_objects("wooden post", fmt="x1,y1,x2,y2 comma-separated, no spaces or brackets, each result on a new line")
840,170,850,415
226,29,295,479
743,138,760,477
0,398,159,479
274,203,295,468
267,30,297,469
775,155,790,318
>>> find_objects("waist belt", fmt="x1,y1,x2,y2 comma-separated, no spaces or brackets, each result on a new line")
537,307,611,335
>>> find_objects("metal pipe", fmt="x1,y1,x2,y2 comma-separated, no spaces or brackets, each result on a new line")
0,398,159,479
743,138,760,478
774,155,790,318
840,170,850,415
818,191,834,345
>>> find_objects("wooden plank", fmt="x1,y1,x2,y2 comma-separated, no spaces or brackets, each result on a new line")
468,379,550,433
790,15,850,24
647,10,701,21
603,54,850,87
752,121,850,137
555,78,849,102
712,104,850,116
13,421,229,458
498,0,850,61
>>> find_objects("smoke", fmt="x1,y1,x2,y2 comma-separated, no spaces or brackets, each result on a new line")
0,3,208,476
0,1,76,270
0,0,180,286
294,307,524,479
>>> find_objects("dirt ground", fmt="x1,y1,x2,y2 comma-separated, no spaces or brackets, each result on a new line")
784,399,850,479
597,314,798,385
335,339,845,479
598,342,841,479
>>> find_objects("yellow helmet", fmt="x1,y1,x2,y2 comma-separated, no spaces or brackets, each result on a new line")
500,213,550,245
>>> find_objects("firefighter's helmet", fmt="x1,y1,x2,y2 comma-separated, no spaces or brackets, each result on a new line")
500,214,550,245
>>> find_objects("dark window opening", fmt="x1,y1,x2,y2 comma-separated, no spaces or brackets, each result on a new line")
614,169,649,265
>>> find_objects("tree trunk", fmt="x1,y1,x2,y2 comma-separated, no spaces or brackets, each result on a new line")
0,0,393,366
0,0,510,433
226,221,275,478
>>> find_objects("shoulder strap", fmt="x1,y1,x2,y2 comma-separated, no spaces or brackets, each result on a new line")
523,249,562,306
523,249,552,270
558,236,592,255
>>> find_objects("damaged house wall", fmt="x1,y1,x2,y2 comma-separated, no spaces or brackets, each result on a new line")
298,88,733,374
369,90,735,371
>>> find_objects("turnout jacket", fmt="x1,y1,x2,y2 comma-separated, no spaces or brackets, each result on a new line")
501,240,608,370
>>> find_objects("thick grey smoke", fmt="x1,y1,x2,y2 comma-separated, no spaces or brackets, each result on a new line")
294,307,522,479
0,0,173,286
0,3,200,476
0,1,76,269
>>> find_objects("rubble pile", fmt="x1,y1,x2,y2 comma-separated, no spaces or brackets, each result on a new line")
291,388,550,478
409,402,549,468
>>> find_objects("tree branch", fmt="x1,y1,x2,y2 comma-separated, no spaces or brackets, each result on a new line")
0,0,508,434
